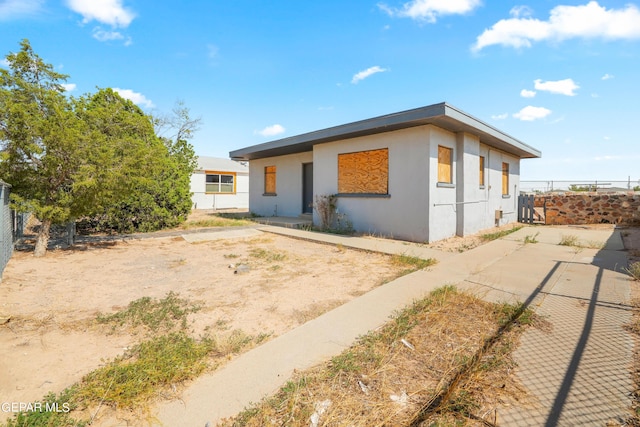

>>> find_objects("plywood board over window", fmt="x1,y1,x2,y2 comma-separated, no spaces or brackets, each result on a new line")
338,148,388,194
479,156,485,187
502,162,509,195
264,166,276,194
438,145,452,183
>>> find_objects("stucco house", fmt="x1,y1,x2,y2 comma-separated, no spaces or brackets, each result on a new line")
230,102,541,242
190,156,249,210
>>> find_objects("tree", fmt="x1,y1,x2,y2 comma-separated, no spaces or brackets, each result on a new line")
0,40,198,255
84,99,198,233
0,39,95,256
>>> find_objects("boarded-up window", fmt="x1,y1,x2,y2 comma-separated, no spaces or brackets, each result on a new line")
502,162,509,195
338,148,388,194
264,166,276,194
438,146,452,183
479,156,485,187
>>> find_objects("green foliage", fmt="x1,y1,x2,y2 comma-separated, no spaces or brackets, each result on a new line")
0,40,198,254
391,254,438,270
0,40,90,254
523,232,539,244
2,387,86,427
96,292,200,333
249,247,287,262
568,184,595,192
480,226,523,241
76,332,215,409
75,92,197,233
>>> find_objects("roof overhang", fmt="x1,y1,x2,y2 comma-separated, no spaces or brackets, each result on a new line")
229,102,541,161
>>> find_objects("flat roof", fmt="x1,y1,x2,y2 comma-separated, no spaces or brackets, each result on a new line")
229,102,541,161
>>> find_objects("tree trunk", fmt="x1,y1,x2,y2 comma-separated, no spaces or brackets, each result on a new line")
34,218,51,257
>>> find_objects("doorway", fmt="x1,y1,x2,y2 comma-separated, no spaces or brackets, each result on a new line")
302,163,313,214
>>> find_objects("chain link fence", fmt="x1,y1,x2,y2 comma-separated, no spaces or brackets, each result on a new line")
520,179,640,194
0,181,13,281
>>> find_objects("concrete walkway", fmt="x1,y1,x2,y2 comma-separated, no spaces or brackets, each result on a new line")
152,225,634,426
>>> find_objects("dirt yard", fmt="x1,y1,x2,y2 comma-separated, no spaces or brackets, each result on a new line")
2,219,637,425
0,229,410,423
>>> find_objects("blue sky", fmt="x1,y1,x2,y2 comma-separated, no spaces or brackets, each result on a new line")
1,0,639,181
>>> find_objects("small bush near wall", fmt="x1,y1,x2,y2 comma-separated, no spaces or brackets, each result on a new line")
541,192,640,226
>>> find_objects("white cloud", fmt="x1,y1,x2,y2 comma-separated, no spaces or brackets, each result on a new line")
351,66,388,84
491,113,508,120
255,124,285,137
472,1,640,52
61,83,77,92
513,106,552,121
0,58,9,68
601,73,614,80
534,78,579,96
379,0,481,22
66,0,135,27
520,89,536,98
509,6,534,19
92,27,124,42
113,88,155,109
0,0,43,20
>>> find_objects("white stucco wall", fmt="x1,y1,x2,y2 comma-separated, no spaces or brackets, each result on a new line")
314,127,431,242
245,125,522,243
249,152,313,217
191,172,249,210
485,147,520,227
455,133,485,237
428,126,459,242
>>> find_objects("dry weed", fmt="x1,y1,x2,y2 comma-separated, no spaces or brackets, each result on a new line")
222,287,534,426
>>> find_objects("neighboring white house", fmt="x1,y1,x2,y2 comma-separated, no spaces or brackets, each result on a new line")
190,156,249,210
229,102,541,243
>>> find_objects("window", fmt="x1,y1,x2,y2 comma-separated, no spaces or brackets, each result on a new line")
438,145,453,184
264,166,276,195
206,172,235,193
479,156,485,187
338,148,388,194
502,162,509,195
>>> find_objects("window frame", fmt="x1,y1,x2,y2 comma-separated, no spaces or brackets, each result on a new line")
205,171,236,194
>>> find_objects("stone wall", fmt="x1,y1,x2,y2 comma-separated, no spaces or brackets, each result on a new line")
541,192,640,226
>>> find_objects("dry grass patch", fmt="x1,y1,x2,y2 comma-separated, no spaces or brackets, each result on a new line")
2,293,268,427
180,215,252,229
222,286,536,426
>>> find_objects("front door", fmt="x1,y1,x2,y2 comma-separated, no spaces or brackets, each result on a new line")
302,163,313,214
